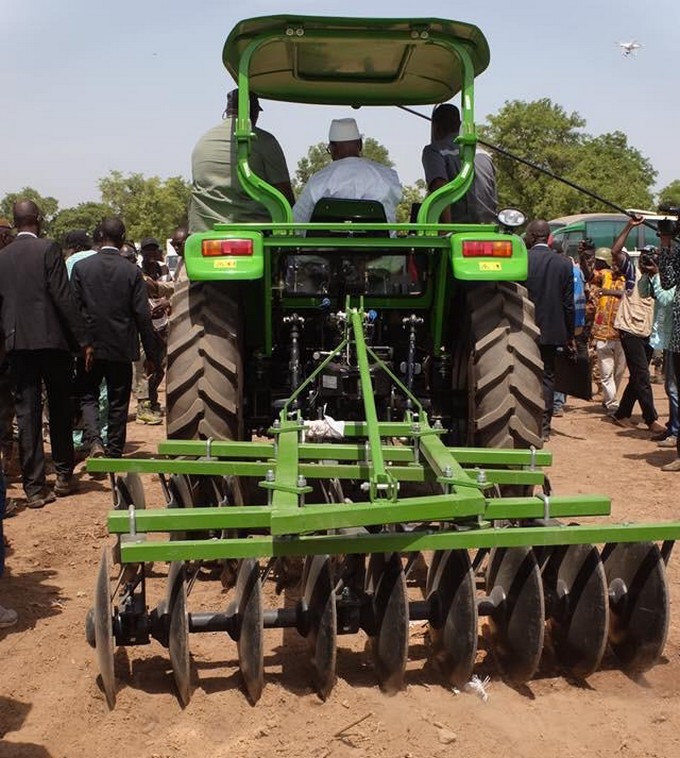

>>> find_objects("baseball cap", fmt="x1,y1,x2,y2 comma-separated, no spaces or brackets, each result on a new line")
64,229,92,248
140,237,160,249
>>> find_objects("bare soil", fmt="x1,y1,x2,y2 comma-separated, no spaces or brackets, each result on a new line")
2,384,680,758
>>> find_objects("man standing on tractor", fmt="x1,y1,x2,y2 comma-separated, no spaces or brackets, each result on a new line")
422,103,497,224
189,89,295,232
293,118,403,223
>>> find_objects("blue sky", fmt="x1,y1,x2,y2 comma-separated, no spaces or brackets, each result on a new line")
2,0,678,211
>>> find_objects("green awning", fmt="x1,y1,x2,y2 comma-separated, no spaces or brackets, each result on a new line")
223,15,490,106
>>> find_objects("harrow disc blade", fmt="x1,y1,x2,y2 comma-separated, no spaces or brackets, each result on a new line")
235,559,264,704
366,552,409,694
485,546,545,684
94,548,116,709
302,555,337,700
167,562,191,706
543,544,608,679
114,472,146,510
602,542,669,673
427,550,477,688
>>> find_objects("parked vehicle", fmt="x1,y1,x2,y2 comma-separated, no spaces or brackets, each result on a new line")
549,211,665,257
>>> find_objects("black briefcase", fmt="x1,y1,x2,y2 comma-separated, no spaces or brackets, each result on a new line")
554,340,592,400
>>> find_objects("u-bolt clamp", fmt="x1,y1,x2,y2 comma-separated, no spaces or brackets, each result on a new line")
536,491,550,521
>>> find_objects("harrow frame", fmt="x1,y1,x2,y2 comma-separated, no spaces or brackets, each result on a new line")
88,305,679,708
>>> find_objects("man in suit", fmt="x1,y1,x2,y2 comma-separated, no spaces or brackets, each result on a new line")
71,217,158,459
525,220,575,440
0,200,92,507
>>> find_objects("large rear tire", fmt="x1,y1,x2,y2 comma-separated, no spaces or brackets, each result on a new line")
166,280,243,441
465,281,543,450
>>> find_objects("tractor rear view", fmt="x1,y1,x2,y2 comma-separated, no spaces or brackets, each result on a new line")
86,15,679,709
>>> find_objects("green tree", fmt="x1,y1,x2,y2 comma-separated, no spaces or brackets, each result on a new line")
545,132,655,215
294,138,394,195
98,171,190,241
0,187,59,233
396,179,426,224
51,201,114,245
658,180,680,208
480,98,586,219
480,98,657,219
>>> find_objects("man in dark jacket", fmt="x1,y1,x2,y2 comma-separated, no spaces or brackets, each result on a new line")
0,200,92,507
525,219,575,440
71,217,158,459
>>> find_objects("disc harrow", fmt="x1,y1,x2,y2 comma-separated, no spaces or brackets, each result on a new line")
86,308,679,708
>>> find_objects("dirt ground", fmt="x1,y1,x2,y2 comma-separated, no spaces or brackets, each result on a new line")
2,383,680,758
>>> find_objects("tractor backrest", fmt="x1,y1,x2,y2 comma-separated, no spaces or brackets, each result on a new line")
310,198,389,238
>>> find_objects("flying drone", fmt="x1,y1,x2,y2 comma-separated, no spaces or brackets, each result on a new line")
617,40,642,56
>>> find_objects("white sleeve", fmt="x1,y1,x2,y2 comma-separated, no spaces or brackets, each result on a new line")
293,182,315,223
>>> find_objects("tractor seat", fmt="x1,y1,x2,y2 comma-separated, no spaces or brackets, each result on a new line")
309,197,389,237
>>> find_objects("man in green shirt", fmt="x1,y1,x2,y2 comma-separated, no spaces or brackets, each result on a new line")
188,90,294,231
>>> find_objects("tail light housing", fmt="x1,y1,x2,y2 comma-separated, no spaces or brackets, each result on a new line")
202,239,254,257
462,240,513,258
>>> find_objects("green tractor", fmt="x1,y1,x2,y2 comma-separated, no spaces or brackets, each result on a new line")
87,15,678,709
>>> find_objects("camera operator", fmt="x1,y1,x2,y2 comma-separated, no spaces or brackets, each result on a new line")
609,216,665,435
658,217,680,471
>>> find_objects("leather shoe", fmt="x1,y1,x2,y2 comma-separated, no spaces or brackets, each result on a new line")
26,489,57,509
661,458,680,472
609,415,635,429
54,474,76,497
0,604,18,628
89,442,106,458
647,421,667,435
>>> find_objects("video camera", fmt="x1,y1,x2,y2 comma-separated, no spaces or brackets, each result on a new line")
639,245,659,268
657,203,680,238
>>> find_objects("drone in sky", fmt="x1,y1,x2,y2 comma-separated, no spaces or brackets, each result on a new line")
617,40,642,56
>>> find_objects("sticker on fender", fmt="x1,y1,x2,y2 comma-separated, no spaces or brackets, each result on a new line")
478,261,502,271
214,259,237,269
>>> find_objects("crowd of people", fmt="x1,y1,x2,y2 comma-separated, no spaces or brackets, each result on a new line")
524,215,680,472
0,202,187,627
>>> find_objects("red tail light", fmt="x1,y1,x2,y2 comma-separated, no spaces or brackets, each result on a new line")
462,240,512,258
202,239,253,257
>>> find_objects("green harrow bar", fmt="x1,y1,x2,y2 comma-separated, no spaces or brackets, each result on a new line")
87,307,678,709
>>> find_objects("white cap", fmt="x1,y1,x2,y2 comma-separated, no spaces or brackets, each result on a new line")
329,118,362,143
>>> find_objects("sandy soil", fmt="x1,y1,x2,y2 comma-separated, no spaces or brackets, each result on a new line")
2,384,680,758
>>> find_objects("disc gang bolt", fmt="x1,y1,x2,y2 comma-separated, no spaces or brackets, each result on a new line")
266,469,275,506
297,475,307,506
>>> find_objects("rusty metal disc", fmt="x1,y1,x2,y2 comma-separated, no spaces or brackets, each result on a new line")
602,541,669,673
167,562,191,706
93,548,116,709
235,559,264,704
543,544,608,679
302,555,337,700
366,552,409,694
485,546,545,684
427,549,477,687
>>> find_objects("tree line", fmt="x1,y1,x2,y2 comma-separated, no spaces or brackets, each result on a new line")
3,98,679,244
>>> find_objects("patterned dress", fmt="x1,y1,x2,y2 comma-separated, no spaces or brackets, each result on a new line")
659,244,680,353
